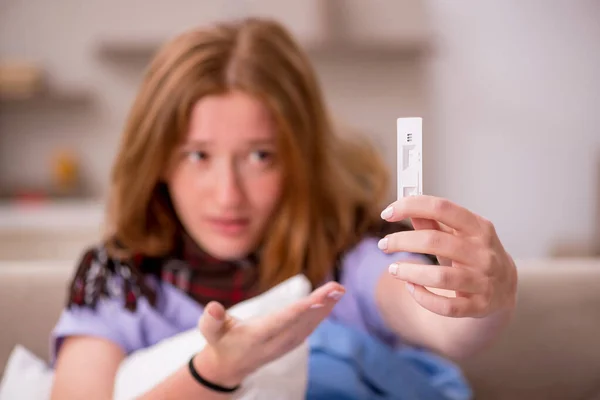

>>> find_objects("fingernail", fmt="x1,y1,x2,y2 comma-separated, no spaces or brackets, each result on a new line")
310,303,325,309
388,263,398,276
327,290,345,301
377,238,388,250
406,282,415,294
207,308,223,321
380,206,393,220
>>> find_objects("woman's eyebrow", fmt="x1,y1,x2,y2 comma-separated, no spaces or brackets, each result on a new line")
182,137,276,148
182,139,211,148
246,138,276,146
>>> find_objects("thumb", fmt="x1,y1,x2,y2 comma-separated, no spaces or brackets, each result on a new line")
198,301,228,345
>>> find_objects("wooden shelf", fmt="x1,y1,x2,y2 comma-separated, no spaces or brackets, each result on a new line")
307,37,432,59
95,39,164,61
0,85,94,107
95,36,431,64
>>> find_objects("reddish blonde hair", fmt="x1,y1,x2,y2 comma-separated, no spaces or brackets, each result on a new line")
106,18,391,289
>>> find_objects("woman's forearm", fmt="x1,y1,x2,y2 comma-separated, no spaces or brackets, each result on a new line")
376,272,514,360
431,304,514,360
138,348,242,400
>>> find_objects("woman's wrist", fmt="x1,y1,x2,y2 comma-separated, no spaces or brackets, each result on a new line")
193,348,245,389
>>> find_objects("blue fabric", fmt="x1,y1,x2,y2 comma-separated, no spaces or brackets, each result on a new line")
307,319,473,400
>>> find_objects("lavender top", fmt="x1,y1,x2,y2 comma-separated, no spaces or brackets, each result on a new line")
51,237,430,362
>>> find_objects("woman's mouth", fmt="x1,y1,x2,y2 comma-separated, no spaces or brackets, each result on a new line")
205,217,250,236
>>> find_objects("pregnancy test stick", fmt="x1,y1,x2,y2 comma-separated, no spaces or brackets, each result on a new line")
397,117,422,199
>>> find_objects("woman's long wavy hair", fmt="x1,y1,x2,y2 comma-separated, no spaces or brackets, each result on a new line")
105,17,399,290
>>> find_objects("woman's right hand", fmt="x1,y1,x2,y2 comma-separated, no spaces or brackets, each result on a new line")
193,281,346,388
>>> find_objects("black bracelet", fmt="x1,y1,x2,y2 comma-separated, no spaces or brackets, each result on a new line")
188,354,241,393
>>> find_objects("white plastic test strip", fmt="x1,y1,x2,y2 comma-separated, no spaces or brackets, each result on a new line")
397,117,423,199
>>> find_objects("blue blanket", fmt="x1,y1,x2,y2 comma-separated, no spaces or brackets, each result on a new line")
307,319,473,400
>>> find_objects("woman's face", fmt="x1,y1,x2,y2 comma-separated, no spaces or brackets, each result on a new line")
166,91,284,260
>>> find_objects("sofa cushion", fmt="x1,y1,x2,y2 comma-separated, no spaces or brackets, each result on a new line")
0,262,74,377
458,259,600,400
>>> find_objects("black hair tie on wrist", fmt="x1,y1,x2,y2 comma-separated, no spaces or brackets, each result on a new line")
188,354,241,393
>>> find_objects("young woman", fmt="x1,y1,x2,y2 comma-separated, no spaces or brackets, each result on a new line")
50,18,517,399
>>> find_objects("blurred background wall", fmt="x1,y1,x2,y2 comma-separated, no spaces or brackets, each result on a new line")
0,0,599,261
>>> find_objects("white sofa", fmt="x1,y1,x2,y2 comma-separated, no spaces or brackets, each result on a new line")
1,258,599,400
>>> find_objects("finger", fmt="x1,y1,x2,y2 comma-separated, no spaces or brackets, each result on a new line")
410,218,454,266
308,281,346,308
411,217,440,231
381,229,478,265
382,196,483,235
269,281,346,350
267,288,341,353
407,284,482,318
411,218,454,236
198,301,229,345
388,263,485,294
255,282,345,340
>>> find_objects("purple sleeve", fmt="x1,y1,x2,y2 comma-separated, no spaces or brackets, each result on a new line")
50,287,145,365
331,237,432,346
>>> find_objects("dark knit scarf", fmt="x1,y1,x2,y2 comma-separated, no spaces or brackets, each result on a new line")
68,233,259,311
162,233,260,308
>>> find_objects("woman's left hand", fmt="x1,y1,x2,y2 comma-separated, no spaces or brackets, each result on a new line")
379,195,517,318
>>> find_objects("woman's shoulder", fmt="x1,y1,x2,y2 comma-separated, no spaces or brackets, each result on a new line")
340,236,382,265
66,244,163,312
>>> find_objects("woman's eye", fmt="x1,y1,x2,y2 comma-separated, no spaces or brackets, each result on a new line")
249,150,273,163
187,151,208,163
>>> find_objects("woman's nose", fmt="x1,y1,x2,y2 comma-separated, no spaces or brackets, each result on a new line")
214,162,244,208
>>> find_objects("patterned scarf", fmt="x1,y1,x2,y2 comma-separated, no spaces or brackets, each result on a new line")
161,233,260,308
68,232,259,311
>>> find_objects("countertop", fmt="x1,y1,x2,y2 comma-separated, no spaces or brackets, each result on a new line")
0,199,105,231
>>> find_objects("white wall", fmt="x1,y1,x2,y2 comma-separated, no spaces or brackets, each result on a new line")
1,1,599,259
426,0,600,258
